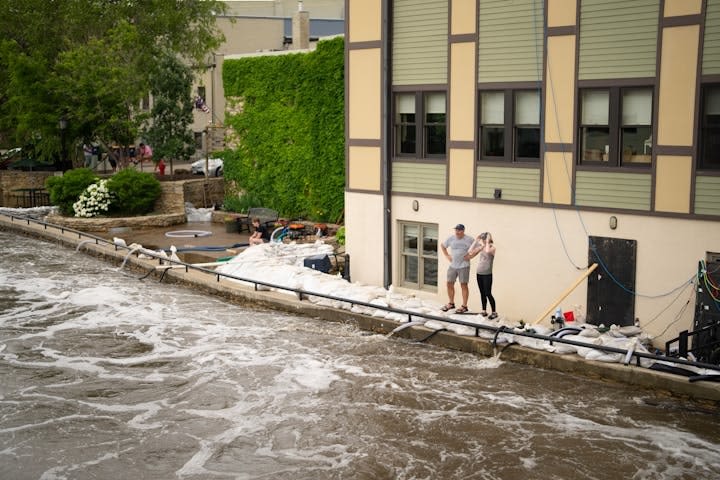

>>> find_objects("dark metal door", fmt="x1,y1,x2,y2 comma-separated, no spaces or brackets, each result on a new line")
586,236,636,327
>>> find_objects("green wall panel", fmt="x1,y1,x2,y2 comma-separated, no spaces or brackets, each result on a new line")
695,176,720,215
575,171,652,210
478,0,544,83
393,0,448,85
475,166,540,202
392,162,446,195
704,0,720,74
578,0,659,80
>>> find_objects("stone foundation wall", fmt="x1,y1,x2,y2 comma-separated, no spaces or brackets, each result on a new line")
155,178,224,214
46,212,187,231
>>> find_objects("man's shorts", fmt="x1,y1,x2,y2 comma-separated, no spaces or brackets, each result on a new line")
447,266,470,284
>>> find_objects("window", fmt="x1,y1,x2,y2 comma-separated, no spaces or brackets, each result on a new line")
424,93,446,156
700,85,720,170
479,89,540,162
399,222,438,291
394,92,446,158
396,94,416,155
579,87,652,166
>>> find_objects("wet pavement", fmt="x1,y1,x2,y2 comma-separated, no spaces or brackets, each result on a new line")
102,221,252,261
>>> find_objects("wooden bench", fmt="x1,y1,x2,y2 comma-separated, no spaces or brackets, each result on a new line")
238,207,279,233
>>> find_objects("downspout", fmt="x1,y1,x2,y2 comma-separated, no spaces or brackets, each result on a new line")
382,0,392,289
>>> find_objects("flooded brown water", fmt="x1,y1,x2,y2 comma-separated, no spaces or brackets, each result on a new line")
1,229,719,480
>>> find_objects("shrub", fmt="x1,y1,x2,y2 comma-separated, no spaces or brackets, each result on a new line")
45,168,99,215
106,169,162,215
335,226,345,246
223,193,261,214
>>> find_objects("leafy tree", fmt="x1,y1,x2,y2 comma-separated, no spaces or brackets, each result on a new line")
143,50,197,168
0,0,225,169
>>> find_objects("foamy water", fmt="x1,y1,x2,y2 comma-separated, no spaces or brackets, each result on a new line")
1,230,719,480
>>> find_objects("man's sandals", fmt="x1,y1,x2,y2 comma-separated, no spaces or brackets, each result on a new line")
455,305,469,314
440,303,455,312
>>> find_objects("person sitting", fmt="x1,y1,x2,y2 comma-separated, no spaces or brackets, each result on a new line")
138,142,153,165
249,217,270,245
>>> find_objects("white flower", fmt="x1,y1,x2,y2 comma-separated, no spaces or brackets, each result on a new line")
73,179,114,218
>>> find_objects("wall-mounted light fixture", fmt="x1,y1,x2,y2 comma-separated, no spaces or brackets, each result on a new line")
412,199,419,212
609,215,618,230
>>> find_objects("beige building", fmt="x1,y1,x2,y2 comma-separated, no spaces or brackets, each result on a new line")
191,1,344,157
345,0,720,350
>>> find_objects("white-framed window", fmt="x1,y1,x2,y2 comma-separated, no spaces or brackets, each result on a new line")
579,87,652,166
394,91,446,158
399,222,438,291
479,89,540,162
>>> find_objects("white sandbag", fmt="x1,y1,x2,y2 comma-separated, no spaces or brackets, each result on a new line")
185,203,213,222
584,349,624,363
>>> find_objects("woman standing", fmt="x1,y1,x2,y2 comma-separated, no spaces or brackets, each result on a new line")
468,232,497,319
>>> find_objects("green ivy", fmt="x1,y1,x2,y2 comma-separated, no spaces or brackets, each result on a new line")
222,37,344,222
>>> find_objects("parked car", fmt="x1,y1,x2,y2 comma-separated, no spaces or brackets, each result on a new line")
0,147,22,169
190,158,223,177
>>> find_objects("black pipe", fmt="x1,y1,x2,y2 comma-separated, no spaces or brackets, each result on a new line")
416,328,448,343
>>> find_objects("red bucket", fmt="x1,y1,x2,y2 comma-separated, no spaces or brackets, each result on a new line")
563,311,575,323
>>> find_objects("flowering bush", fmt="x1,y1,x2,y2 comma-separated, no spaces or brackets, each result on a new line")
73,179,114,217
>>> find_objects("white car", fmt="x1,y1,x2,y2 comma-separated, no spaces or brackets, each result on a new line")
191,158,224,177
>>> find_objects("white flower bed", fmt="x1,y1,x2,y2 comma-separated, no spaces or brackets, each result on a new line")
73,179,114,218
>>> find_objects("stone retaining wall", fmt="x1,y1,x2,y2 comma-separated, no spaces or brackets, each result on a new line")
0,171,56,207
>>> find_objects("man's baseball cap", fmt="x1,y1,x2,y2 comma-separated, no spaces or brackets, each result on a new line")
454,224,465,230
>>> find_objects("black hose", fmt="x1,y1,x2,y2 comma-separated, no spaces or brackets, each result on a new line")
689,374,720,383
416,328,448,343
137,267,156,280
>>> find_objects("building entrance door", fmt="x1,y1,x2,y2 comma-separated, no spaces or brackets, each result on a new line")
586,236,636,327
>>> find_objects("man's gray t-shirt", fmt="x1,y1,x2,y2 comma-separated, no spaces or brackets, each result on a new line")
442,234,474,269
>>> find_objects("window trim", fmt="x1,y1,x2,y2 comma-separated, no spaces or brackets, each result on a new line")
578,86,653,168
478,88,541,163
392,90,447,161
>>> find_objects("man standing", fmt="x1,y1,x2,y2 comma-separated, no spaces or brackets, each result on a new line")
440,224,475,314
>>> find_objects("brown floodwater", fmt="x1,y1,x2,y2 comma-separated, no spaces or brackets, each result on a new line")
0,229,719,480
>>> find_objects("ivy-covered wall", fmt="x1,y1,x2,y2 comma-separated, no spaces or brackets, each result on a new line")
222,37,344,222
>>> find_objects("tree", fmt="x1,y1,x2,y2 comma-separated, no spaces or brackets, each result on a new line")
142,51,197,168
0,0,225,170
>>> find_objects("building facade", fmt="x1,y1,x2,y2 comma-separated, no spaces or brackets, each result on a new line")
345,0,720,347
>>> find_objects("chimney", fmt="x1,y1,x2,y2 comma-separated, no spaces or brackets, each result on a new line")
292,2,310,50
